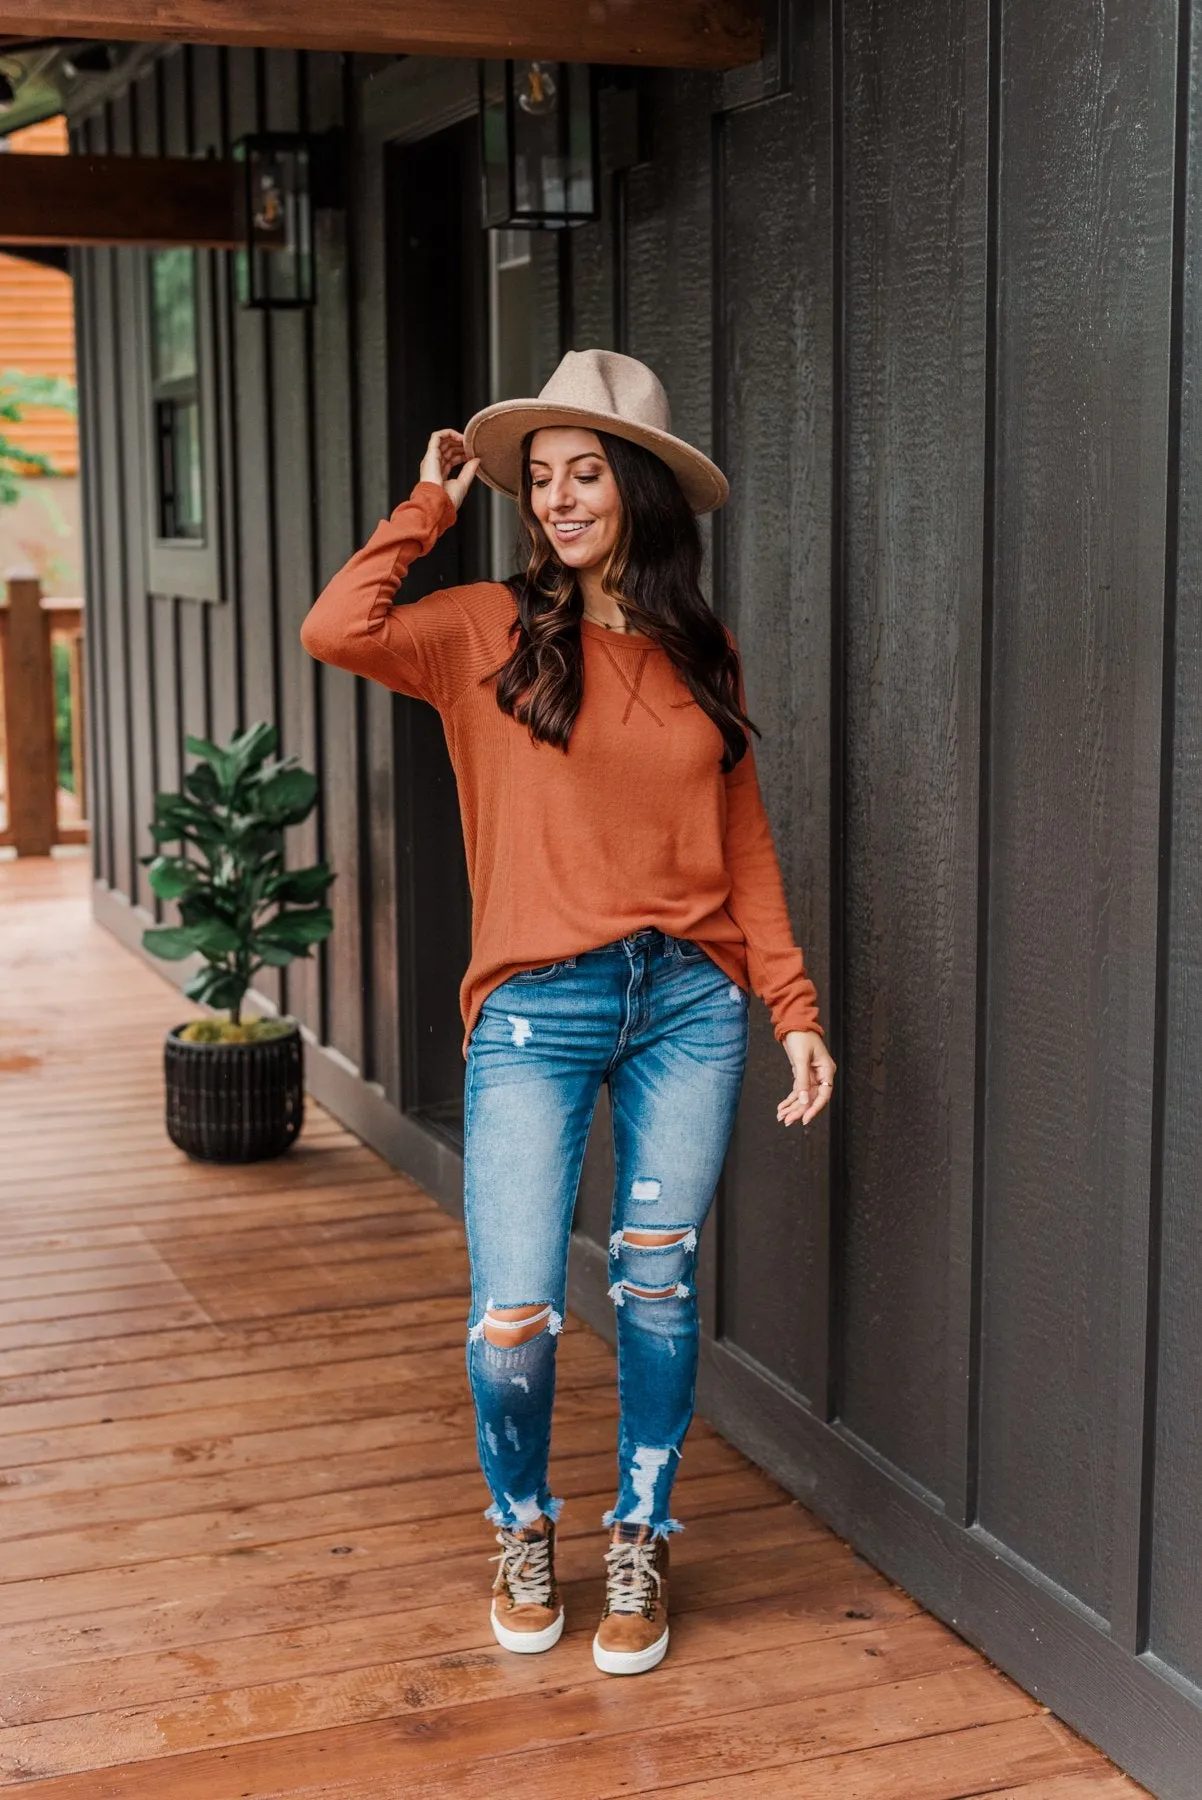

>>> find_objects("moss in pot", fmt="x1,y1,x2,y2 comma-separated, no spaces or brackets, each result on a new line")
140,722,335,1162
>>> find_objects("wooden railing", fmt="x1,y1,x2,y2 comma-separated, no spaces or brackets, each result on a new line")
0,572,88,855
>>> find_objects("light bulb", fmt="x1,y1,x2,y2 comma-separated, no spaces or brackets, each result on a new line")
517,61,558,117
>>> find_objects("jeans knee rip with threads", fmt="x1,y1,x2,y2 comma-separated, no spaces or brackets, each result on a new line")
462,927,748,1540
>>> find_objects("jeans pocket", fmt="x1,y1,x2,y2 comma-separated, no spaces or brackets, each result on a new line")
509,956,576,983
673,938,708,963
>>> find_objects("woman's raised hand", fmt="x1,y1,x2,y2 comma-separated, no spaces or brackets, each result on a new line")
420,428,480,512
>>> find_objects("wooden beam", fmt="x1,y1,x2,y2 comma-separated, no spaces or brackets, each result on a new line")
0,153,240,247
0,0,762,70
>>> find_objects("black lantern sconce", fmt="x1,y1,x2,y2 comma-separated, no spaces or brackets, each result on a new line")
233,132,315,309
479,60,599,230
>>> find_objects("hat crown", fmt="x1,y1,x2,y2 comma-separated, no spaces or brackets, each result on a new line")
537,349,672,435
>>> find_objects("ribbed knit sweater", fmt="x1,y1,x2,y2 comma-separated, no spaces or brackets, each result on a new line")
300,480,823,1059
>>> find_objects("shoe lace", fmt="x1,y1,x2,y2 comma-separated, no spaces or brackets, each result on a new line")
490,1527,553,1606
603,1539,662,1617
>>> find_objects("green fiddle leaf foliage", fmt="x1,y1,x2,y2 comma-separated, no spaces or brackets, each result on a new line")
147,857,202,901
183,735,236,792
229,721,278,777
141,723,337,1024
254,765,319,825
255,906,334,953
184,761,223,806
177,891,237,928
254,942,295,969
183,964,249,1011
264,861,336,904
190,916,242,958
142,925,199,961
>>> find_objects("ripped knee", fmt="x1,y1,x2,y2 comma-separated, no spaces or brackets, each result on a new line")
608,1225,698,1307
469,1300,564,1347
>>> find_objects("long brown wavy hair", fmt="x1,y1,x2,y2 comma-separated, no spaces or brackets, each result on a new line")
483,429,757,772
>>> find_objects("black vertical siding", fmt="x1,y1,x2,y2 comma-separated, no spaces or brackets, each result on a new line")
715,77,834,1406
264,48,323,1037
93,115,141,906
353,57,403,1099
1150,0,1202,1691
839,0,990,1497
75,13,1202,1791
194,43,244,752
307,51,364,1070
979,0,1175,1616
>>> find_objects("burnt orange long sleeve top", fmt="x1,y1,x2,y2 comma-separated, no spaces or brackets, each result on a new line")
300,480,823,1059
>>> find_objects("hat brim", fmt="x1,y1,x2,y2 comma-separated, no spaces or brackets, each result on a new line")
462,400,729,516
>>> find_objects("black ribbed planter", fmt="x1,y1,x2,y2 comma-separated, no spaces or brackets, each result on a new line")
164,1022,304,1162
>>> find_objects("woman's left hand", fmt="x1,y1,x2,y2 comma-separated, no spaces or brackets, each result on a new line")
776,1030,836,1128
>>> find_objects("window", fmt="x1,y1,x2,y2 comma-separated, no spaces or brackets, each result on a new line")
487,229,538,579
141,247,221,602
149,250,204,541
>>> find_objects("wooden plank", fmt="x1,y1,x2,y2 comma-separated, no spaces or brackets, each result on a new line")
1,1469,784,1630
4,1614,972,1778
0,1666,1036,1793
0,1504,822,1666
608,1721,1131,1800
0,761,1139,1798
0,0,762,68
0,151,240,247
3,1539,868,1718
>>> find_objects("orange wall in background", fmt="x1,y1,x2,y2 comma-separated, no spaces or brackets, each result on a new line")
0,115,79,475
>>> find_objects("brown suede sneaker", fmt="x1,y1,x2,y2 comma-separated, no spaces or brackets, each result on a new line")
489,1517,564,1653
592,1520,670,1674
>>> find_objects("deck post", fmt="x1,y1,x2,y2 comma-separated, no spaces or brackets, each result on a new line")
1,571,58,856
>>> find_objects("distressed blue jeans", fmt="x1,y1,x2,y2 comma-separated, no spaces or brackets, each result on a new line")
463,927,749,1540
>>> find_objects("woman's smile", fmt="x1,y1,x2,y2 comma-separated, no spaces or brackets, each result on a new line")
527,427,623,582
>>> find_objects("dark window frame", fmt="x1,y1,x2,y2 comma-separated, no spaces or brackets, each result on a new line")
140,246,222,602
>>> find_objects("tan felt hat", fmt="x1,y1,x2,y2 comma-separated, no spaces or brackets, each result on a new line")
463,348,729,516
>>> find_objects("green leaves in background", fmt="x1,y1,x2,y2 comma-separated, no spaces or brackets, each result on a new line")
0,369,78,508
139,722,336,1023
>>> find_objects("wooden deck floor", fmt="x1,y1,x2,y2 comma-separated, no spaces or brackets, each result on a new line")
0,853,1147,1799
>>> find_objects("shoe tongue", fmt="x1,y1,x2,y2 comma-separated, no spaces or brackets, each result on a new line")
611,1520,654,1546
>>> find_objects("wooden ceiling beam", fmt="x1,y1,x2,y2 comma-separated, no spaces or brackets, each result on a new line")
0,153,240,247
0,0,762,70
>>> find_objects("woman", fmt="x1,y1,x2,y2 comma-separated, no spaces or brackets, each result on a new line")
300,348,836,1677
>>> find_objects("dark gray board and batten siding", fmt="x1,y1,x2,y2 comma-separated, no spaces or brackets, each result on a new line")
73,7,1202,1791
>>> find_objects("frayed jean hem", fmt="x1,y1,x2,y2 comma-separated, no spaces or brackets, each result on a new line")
601,1507,684,1541
484,1492,564,1530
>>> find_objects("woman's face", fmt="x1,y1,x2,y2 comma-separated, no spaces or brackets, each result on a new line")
527,427,623,573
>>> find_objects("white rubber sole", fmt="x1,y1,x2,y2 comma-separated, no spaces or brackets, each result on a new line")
489,1601,565,1654
592,1625,670,1675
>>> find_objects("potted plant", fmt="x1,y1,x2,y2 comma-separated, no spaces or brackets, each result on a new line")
140,722,335,1163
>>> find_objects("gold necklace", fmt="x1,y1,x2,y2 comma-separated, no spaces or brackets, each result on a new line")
582,607,629,633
